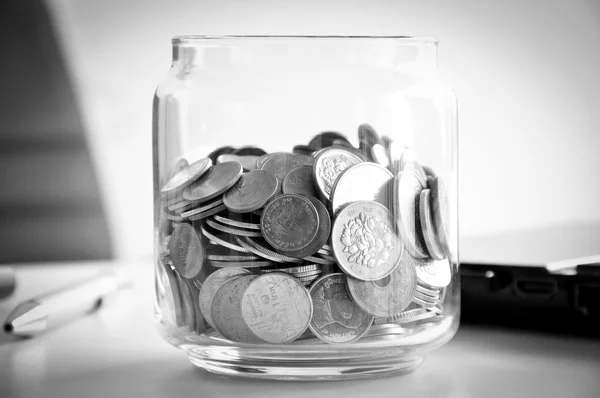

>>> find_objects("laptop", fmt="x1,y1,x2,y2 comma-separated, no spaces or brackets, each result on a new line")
460,222,600,335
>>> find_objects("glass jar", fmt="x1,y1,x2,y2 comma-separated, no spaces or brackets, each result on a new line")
153,35,458,380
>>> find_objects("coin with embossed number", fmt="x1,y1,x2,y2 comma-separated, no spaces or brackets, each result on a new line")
419,189,444,260
393,171,429,259
332,201,402,281
241,273,312,344
183,161,243,204
347,252,415,317
261,194,320,254
199,267,252,328
313,147,364,200
330,162,393,216
223,170,278,213
309,273,373,344
161,158,212,194
282,165,318,198
211,275,264,343
169,223,206,279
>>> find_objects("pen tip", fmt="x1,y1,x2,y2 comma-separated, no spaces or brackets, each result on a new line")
4,323,13,333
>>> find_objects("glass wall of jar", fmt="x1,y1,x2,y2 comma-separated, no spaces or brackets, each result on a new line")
153,36,458,380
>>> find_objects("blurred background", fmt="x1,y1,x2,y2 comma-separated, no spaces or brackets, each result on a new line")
1,0,599,264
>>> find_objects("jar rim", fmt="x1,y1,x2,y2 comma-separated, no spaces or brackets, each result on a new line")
172,35,438,44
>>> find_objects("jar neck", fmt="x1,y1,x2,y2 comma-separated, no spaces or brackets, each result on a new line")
171,37,439,75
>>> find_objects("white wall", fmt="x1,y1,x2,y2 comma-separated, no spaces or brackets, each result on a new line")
47,0,600,259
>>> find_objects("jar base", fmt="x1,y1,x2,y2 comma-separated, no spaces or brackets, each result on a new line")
183,345,425,381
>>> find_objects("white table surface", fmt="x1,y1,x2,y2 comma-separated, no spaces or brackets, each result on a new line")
1,262,599,398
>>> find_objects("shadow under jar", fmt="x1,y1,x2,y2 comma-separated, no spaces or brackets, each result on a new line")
153,35,459,380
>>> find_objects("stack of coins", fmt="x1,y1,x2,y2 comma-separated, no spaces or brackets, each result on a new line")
155,123,453,344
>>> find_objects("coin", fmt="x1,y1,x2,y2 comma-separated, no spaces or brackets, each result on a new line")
392,171,429,259
374,307,426,325
199,268,252,329
414,290,439,303
308,131,351,150
205,218,263,238
371,143,390,169
210,260,277,268
157,257,185,327
233,146,267,157
313,147,364,200
416,284,442,298
207,146,236,165
169,223,206,279
430,176,451,256
261,194,320,254
389,141,408,175
201,226,250,253
183,161,243,204
168,199,195,213
212,215,261,230
357,124,380,159
235,236,303,264
283,195,331,259
187,203,227,221
161,158,212,194
309,273,373,344
347,253,416,317
207,254,261,261
282,165,318,198
413,257,452,288
241,273,312,344
330,162,393,216
223,170,279,213
419,189,445,260
163,208,185,222
216,154,260,171
332,201,402,281
260,153,312,183
177,274,197,331
184,279,207,334
292,144,315,155
211,275,264,343
180,198,224,219
167,157,189,180
399,149,428,186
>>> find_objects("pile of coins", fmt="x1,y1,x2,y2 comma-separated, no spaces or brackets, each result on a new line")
156,125,453,345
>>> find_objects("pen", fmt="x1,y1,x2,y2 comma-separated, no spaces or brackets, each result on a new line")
3,270,126,337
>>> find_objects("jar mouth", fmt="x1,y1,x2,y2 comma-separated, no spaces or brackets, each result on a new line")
172,35,438,45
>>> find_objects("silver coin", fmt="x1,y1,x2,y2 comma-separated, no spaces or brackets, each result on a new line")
200,227,250,253
178,275,197,332
157,257,185,327
213,215,261,230
241,273,313,344
347,253,416,317
207,254,261,261
199,268,252,329
235,237,303,264
185,279,207,335
419,189,445,260
168,199,195,213
282,165,319,198
313,147,364,200
301,254,336,266
374,308,426,325
366,324,408,336
205,218,263,238
163,208,185,222
210,260,277,268
180,198,224,219
161,157,212,194
331,201,402,281
413,257,452,288
183,161,243,204
371,143,390,169
414,290,439,303
169,223,206,279
290,269,323,278
399,149,428,187
416,284,442,298
309,273,374,344
330,162,393,216
395,309,439,324
412,296,438,309
389,141,408,175
261,153,313,187
167,157,189,180
223,170,279,213
392,171,429,259
430,177,452,256
217,154,260,171
211,275,264,343
187,203,227,221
